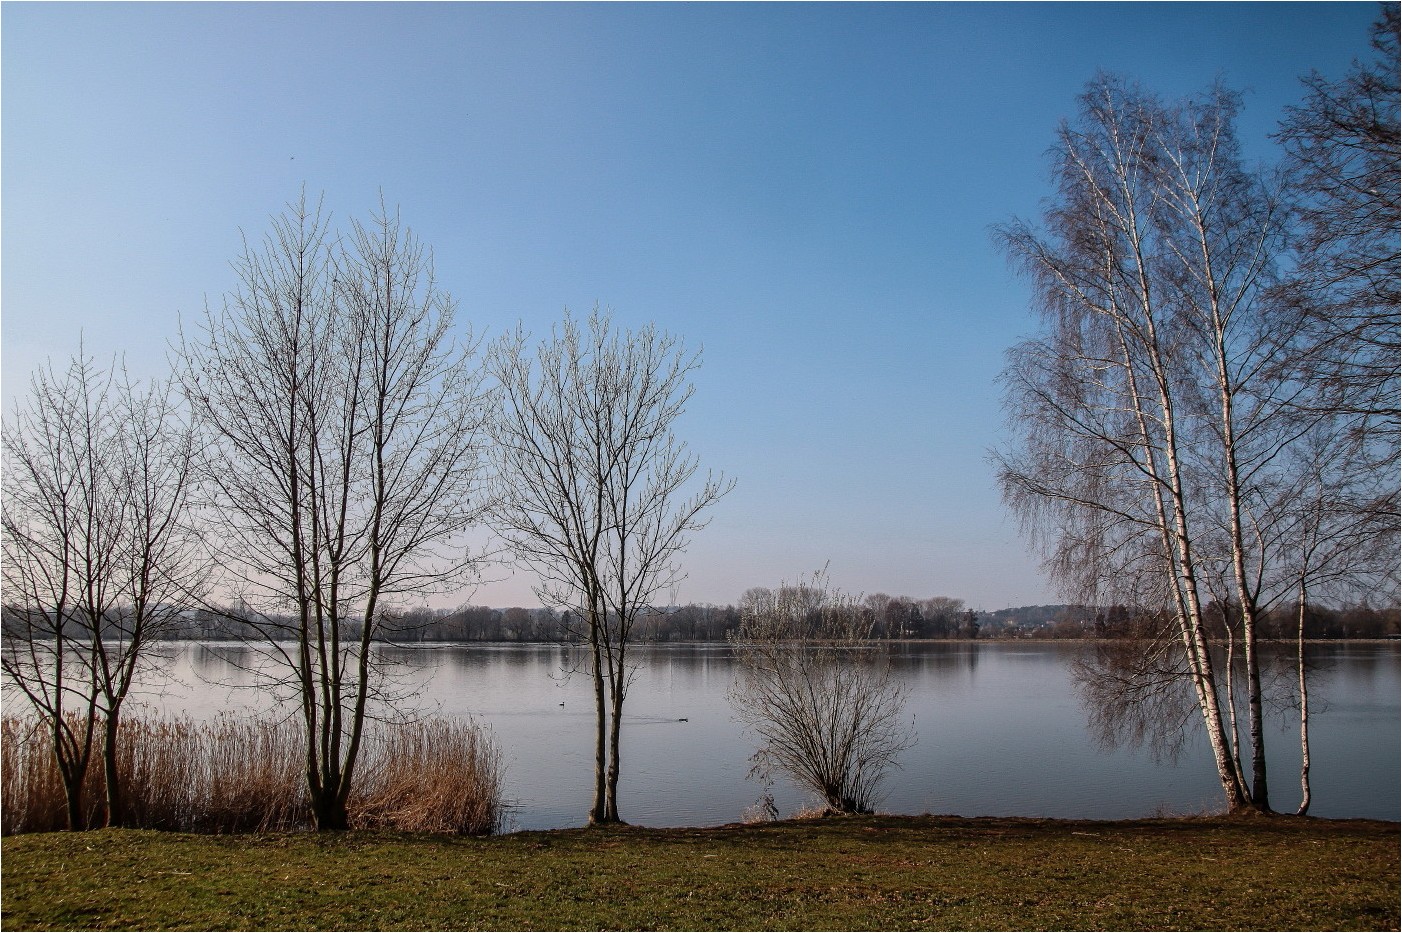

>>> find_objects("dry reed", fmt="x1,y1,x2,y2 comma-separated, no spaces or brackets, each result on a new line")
121,716,306,833
1,716,100,834
351,717,505,835
1,714,504,836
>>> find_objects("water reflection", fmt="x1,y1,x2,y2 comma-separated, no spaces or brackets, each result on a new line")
887,641,980,675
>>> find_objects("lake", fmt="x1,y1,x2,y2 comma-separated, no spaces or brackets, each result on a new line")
118,641,1398,830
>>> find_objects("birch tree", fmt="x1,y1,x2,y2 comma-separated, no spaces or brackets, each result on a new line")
995,76,1278,811
180,193,490,831
998,66,1398,813
488,309,731,824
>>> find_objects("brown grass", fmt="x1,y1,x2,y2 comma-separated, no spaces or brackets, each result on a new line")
352,716,505,834
0,714,504,836
125,716,306,833
0,717,100,834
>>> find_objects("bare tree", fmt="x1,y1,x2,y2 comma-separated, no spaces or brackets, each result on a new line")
179,193,490,831
727,571,914,815
92,371,205,825
488,309,731,823
918,596,965,639
2,353,201,829
2,353,116,829
1276,6,1400,486
997,65,1398,814
1271,6,1401,814
861,593,892,638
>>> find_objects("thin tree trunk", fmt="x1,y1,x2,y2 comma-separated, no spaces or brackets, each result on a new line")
1120,174,1247,812
102,710,123,827
1110,317,1245,807
1157,381,1248,810
605,667,624,823
1221,607,1249,796
63,774,85,831
1244,621,1270,811
1111,303,1245,810
55,719,95,832
1296,579,1312,816
58,741,87,831
53,650,83,831
589,613,608,824
1190,154,1274,814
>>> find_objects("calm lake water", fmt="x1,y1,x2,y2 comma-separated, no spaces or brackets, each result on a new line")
120,641,1398,830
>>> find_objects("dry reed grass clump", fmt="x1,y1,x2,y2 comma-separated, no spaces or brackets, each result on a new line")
1,717,100,834
124,717,306,833
1,714,504,836
351,717,505,835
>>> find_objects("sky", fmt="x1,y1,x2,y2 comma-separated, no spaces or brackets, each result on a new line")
2,2,1386,611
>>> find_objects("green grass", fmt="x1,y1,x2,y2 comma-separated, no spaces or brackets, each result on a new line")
2,814,1397,931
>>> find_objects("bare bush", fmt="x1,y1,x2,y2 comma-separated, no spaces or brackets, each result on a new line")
147,717,305,833
727,572,914,815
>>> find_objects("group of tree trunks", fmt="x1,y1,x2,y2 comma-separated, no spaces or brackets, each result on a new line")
996,11,1398,814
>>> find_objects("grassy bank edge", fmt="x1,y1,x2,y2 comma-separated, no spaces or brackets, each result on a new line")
3,813,1399,931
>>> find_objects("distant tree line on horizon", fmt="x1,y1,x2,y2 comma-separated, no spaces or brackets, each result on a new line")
8,595,1391,644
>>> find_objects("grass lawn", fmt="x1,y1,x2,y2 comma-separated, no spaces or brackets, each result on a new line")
2,814,1397,931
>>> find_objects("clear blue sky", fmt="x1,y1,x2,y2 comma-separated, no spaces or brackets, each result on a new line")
2,2,1384,610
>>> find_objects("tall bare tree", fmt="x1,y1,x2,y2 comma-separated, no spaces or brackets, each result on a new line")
998,62,1398,814
3,353,117,829
93,371,205,826
995,76,1289,811
2,353,201,828
180,193,490,831
1272,5,1401,814
727,571,914,815
488,309,731,823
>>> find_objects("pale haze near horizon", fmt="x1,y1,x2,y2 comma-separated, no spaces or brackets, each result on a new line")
1,3,1382,611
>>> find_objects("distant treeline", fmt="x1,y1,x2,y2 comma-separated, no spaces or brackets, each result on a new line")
147,594,985,643
993,603,1400,641
8,597,1392,643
